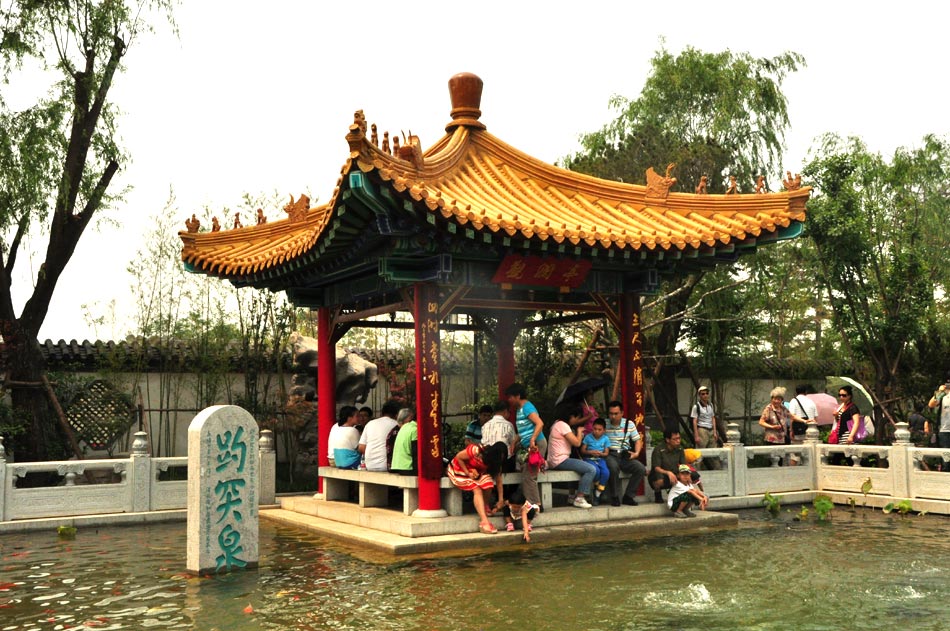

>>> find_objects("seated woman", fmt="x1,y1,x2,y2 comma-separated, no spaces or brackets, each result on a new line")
447,441,508,534
547,403,597,508
328,405,361,469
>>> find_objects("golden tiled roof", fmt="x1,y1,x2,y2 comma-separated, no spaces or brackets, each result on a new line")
180,72,808,279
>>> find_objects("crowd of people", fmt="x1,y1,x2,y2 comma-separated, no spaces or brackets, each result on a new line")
327,377,950,534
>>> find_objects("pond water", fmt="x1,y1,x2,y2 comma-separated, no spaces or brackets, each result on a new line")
1,508,948,630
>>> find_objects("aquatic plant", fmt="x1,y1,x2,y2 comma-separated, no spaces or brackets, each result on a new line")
813,494,834,521
882,499,913,518
57,525,77,539
860,477,873,510
794,506,809,521
762,492,781,517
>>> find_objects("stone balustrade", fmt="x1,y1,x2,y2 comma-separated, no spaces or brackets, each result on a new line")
2,422,949,523
0,430,276,523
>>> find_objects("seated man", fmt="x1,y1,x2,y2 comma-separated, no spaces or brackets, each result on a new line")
603,401,647,506
357,400,401,471
648,430,687,504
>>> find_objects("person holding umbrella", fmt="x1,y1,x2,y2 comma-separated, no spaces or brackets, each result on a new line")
556,376,607,435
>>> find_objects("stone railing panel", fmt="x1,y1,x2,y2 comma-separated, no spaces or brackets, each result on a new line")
151,457,189,511
4,460,131,520
1,426,274,523
743,446,813,495
696,448,733,497
817,445,893,495
908,448,950,500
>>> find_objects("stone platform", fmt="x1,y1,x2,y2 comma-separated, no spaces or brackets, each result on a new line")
261,494,738,556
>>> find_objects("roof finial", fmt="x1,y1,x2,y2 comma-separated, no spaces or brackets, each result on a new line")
446,72,486,131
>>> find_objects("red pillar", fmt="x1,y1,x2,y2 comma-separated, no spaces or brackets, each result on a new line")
414,283,444,513
495,312,518,401
619,293,646,477
316,306,336,494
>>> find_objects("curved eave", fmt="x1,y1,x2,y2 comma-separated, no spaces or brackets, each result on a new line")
179,203,333,278
178,120,809,282
350,124,810,252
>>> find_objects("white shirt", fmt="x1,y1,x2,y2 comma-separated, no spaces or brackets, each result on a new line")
327,424,360,460
358,416,398,471
481,415,516,452
788,395,818,423
668,480,696,508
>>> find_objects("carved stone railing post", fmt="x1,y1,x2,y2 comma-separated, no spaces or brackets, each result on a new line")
0,436,6,522
130,431,151,513
258,429,276,506
890,422,910,498
803,422,821,490
726,422,745,496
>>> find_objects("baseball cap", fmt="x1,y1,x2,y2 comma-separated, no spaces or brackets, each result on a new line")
678,464,691,473
697,386,709,393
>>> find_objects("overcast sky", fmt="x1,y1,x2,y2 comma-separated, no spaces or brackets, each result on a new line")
10,0,949,342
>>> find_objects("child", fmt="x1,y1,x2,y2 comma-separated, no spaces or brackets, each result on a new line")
668,464,708,518
503,490,539,542
580,418,611,504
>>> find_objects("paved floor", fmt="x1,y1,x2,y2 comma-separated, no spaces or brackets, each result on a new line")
262,496,738,556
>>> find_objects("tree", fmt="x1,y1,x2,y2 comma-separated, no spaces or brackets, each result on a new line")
564,46,804,428
804,134,950,418
0,1,173,461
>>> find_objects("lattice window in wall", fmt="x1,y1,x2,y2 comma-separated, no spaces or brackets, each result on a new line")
64,379,136,454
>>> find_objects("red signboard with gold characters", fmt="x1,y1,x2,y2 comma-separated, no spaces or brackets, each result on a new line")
491,255,591,288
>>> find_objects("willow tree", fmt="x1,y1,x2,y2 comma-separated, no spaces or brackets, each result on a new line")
564,46,804,426
804,134,950,414
0,1,173,461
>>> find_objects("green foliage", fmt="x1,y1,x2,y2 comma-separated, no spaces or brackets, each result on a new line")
813,494,834,521
515,313,574,409
0,0,174,461
565,46,804,191
562,46,805,424
794,505,809,522
762,491,782,517
804,134,950,412
882,499,913,517
57,525,77,539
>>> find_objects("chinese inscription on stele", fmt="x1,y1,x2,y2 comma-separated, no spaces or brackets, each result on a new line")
187,405,259,575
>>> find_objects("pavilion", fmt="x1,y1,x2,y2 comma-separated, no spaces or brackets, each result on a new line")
180,72,810,517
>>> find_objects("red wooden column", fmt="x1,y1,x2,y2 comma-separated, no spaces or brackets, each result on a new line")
414,283,446,515
316,306,337,495
619,292,646,456
495,312,518,400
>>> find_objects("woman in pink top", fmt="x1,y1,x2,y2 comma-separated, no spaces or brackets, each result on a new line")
546,403,597,508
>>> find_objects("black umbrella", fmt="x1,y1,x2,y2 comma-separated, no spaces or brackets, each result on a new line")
556,376,608,405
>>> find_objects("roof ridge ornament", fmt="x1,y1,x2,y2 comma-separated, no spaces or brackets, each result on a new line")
645,163,677,203
783,171,802,191
347,109,367,153
284,194,310,223
446,72,486,131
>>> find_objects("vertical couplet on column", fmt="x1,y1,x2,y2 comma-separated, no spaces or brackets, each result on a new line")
619,293,646,458
414,283,443,510
316,307,336,495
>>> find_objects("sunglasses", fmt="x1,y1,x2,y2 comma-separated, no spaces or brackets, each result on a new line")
838,393,849,398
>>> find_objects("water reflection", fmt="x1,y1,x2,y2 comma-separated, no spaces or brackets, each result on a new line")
1,510,948,630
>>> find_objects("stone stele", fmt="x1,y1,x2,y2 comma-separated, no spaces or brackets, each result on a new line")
186,405,259,575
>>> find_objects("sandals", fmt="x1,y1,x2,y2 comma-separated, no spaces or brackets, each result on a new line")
479,522,498,534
